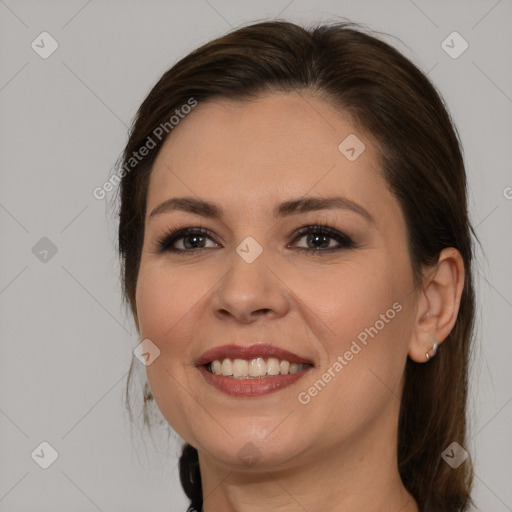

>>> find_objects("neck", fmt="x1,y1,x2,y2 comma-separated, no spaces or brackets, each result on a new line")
196,399,419,512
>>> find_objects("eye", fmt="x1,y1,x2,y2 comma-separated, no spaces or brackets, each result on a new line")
289,224,355,253
156,227,219,254
154,223,356,255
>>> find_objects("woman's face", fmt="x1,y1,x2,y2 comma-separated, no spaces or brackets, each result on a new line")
135,91,419,469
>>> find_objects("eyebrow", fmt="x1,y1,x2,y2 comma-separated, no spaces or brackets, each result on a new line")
149,196,374,224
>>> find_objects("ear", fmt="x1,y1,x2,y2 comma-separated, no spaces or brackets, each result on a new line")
408,247,465,363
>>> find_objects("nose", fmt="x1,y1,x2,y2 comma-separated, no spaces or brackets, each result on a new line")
211,249,290,324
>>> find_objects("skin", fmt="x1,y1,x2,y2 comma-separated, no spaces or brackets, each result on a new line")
135,91,465,512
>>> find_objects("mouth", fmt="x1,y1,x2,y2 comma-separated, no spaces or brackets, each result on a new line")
195,344,314,397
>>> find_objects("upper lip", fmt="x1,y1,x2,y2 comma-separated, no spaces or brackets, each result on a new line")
195,344,314,366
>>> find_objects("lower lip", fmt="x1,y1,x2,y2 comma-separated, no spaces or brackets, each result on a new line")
197,365,313,397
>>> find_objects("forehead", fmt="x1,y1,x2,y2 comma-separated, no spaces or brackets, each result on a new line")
146,91,391,221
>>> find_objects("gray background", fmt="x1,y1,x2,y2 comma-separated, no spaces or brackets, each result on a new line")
0,0,511,511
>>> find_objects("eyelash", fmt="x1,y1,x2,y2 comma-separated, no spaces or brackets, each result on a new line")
155,223,356,256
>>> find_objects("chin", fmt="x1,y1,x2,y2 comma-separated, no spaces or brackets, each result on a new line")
192,428,313,471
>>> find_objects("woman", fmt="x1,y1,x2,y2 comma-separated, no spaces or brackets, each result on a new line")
117,20,476,512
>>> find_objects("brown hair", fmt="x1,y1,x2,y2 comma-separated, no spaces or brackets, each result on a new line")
116,20,476,512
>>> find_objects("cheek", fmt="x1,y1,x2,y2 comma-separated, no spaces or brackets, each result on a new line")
135,264,205,440
288,256,404,349
288,257,413,421
135,262,199,345
135,268,170,340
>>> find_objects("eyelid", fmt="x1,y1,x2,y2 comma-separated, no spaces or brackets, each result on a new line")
290,224,354,245
154,222,356,255
154,226,218,253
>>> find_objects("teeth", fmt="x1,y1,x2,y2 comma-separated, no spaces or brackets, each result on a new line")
289,363,300,373
233,359,249,378
267,357,280,375
221,358,233,376
208,357,309,378
211,360,222,375
248,357,266,377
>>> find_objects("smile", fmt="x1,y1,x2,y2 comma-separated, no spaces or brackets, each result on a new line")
207,357,310,378
195,343,315,397
198,364,313,397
